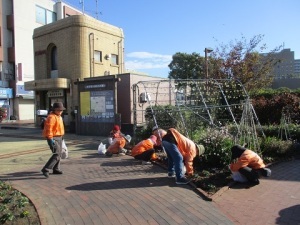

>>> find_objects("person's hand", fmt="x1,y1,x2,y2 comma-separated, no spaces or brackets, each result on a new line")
47,139,55,146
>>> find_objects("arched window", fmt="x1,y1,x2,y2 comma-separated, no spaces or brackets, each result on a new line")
51,46,57,70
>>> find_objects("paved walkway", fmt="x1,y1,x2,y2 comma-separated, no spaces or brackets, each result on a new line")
0,121,300,225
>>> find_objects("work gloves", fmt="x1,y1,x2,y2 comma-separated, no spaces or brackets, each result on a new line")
47,139,56,153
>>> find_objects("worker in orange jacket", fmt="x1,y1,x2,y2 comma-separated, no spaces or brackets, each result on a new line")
131,135,158,164
230,145,271,185
105,131,126,156
41,102,65,178
153,127,204,185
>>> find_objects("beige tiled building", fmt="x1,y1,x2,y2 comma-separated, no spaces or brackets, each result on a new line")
25,15,125,128
24,14,172,136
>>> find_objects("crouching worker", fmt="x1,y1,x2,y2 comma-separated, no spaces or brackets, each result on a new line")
153,127,205,185
230,145,271,185
131,135,158,165
105,131,126,157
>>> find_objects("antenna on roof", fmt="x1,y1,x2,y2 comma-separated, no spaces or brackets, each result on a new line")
95,0,99,19
79,0,85,14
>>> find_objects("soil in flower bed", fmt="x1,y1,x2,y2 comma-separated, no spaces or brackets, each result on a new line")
191,169,232,195
155,153,233,195
0,180,40,225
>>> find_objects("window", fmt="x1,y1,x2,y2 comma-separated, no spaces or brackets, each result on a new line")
111,54,118,65
94,51,102,63
35,5,57,25
51,47,57,70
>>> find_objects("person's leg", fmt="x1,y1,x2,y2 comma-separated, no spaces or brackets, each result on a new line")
134,149,155,161
162,141,174,176
162,140,184,180
239,167,259,184
53,138,62,172
42,137,62,177
231,171,248,183
257,167,271,177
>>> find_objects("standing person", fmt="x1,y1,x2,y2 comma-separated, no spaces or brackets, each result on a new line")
230,145,271,185
152,127,204,185
41,102,65,178
131,135,158,165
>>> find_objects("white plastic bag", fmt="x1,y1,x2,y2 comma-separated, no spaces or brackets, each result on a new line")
231,171,248,183
108,137,113,145
98,142,106,155
61,140,68,159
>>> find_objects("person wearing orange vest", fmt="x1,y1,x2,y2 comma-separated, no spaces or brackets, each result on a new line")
41,102,65,178
105,131,127,156
131,135,158,164
230,145,271,185
152,127,204,185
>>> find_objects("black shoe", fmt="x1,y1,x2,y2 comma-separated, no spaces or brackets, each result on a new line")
260,168,271,177
41,169,49,178
53,170,63,175
249,179,260,186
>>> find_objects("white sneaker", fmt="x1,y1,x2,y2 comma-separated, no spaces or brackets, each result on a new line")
142,161,152,165
167,172,175,178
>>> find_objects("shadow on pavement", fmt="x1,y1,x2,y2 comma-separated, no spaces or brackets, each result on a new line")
0,171,45,181
275,204,300,224
65,177,178,191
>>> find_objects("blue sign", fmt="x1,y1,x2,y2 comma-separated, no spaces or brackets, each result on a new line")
0,88,13,98
16,85,34,97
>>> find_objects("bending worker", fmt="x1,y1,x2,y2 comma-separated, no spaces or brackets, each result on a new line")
152,127,204,185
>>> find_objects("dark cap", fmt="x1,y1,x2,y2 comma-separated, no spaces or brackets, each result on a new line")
52,102,66,111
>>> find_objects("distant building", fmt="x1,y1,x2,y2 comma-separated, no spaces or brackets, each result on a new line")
295,59,300,76
271,49,296,79
0,0,85,120
261,48,300,89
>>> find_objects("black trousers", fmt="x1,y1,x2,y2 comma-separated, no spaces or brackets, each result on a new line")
134,149,155,161
239,167,271,182
43,136,63,171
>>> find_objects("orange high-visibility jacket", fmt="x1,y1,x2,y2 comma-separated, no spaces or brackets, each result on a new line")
168,128,197,175
43,113,65,139
230,149,266,172
107,135,126,154
131,139,157,160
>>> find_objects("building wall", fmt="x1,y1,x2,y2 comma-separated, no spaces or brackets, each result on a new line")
25,15,124,128
272,78,300,89
295,59,300,76
0,0,89,121
117,73,167,125
272,49,295,78
33,15,124,81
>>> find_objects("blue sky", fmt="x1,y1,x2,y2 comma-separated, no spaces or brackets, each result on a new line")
65,0,300,78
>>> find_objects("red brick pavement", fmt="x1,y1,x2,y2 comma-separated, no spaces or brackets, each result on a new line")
0,151,234,225
213,160,300,225
1,123,300,225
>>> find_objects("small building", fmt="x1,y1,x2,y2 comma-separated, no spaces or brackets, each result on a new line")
25,15,125,130
25,14,171,136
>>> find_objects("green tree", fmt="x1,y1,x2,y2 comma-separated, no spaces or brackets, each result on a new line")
168,35,282,92
168,52,206,79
